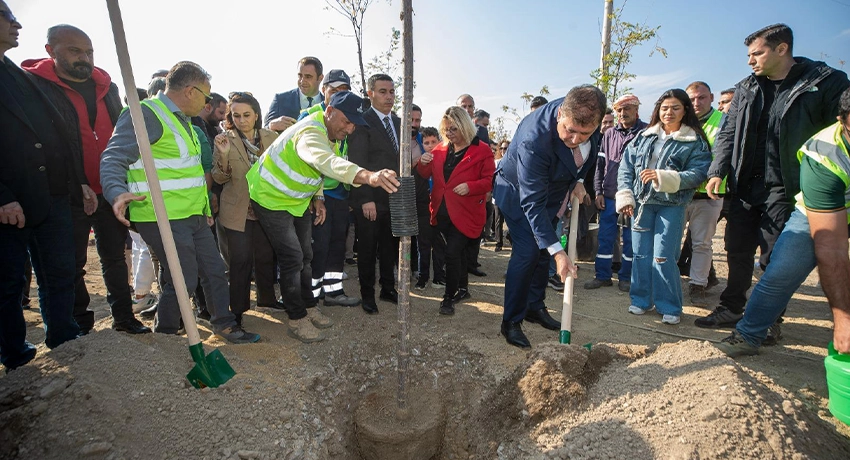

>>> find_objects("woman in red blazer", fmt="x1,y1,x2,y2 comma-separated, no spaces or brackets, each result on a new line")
418,106,495,316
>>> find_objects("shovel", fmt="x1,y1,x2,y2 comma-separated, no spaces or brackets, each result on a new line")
106,0,234,388
559,196,580,345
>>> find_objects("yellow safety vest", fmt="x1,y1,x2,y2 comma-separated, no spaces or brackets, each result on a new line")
127,98,209,222
796,122,850,223
697,109,727,194
302,104,350,191
246,111,328,217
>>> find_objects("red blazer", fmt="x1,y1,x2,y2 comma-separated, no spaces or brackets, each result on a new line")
417,138,495,239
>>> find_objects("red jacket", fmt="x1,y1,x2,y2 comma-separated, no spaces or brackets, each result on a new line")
417,138,495,239
23,58,118,194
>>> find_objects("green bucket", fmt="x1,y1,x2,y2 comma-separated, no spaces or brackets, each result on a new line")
825,342,850,425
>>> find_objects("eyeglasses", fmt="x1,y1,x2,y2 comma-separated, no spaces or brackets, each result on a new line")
445,126,459,135
1,9,17,23
193,86,212,104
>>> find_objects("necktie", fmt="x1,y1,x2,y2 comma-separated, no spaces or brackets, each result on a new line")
383,116,399,152
306,96,313,108
572,146,584,169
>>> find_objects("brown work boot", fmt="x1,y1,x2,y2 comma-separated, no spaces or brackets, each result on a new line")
287,317,325,343
306,307,333,329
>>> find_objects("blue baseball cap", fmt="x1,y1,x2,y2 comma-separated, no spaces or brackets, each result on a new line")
322,69,351,89
329,91,368,126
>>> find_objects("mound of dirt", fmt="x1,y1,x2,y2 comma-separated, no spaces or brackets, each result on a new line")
478,340,850,460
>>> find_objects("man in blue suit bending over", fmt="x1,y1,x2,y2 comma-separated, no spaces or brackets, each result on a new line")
493,85,606,348
264,56,324,132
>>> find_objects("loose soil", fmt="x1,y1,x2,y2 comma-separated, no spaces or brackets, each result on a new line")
2,222,849,459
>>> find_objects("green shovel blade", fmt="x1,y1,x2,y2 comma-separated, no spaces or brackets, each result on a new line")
186,343,235,389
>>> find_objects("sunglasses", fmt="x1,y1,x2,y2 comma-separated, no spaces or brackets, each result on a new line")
193,86,212,104
0,9,17,23
228,91,253,100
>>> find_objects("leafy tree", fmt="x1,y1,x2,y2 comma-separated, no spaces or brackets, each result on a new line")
591,0,667,103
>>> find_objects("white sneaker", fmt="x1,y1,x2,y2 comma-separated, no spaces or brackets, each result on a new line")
132,293,158,314
628,305,654,315
662,314,681,325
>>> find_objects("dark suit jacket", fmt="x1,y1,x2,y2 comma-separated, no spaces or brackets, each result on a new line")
0,57,84,227
347,107,401,212
264,88,323,129
493,97,600,250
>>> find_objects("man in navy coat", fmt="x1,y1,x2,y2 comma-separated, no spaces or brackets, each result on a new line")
493,85,606,348
264,56,324,132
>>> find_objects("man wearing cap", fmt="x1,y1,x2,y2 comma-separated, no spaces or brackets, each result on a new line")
296,69,361,308
586,94,645,292
246,90,399,342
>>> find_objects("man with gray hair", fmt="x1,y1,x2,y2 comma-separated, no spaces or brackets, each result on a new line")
493,85,606,348
100,61,261,344
24,24,149,335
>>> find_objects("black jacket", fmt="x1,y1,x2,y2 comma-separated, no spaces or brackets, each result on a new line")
0,57,84,227
708,57,849,199
347,108,401,212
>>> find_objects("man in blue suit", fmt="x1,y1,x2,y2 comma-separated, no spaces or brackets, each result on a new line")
264,56,324,132
493,85,606,348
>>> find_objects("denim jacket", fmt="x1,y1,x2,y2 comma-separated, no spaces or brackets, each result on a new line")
615,124,711,211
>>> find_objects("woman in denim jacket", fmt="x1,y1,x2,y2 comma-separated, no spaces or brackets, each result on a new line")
615,89,711,325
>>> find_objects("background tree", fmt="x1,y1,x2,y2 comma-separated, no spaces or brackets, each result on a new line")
363,27,413,111
591,0,667,103
325,0,390,95
492,85,551,141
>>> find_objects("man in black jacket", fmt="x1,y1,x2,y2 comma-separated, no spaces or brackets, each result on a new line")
0,3,82,371
24,24,149,335
347,74,401,314
696,24,849,338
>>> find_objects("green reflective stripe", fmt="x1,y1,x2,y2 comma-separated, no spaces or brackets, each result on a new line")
147,100,191,157
257,164,315,199
130,177,207,193
797,122,850,223
127,165,204,183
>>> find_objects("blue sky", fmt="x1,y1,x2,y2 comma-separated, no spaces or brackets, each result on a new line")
6,0,849,135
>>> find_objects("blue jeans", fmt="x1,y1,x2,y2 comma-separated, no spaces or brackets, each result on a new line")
736,209,816,347
595,197,632,280
630,203,686,316
1,196,79,370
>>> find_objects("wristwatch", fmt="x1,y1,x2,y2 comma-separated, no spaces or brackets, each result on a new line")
313,195,325,201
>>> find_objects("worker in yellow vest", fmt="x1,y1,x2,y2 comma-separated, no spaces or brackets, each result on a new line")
717,87,850,357
246,90,399,343
100,61,260,344
680,81,726,302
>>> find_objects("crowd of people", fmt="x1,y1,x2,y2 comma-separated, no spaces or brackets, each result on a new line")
1,0,849,374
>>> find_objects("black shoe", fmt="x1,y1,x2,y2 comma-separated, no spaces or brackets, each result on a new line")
501,321,531,348
112,318,152,334
139,304,158,319
414,278,428,290
468,267,487,277
345,257,357,266
324,293,361,307
431,279,446,288
362,299,379,314
762,322,782,346
548,275,565,291
525,308,561,331
451,288,471,303
439,298,455,316
258,299,286,310
379,289,399,304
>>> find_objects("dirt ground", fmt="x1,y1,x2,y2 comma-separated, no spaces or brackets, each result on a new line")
2,222,850,459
